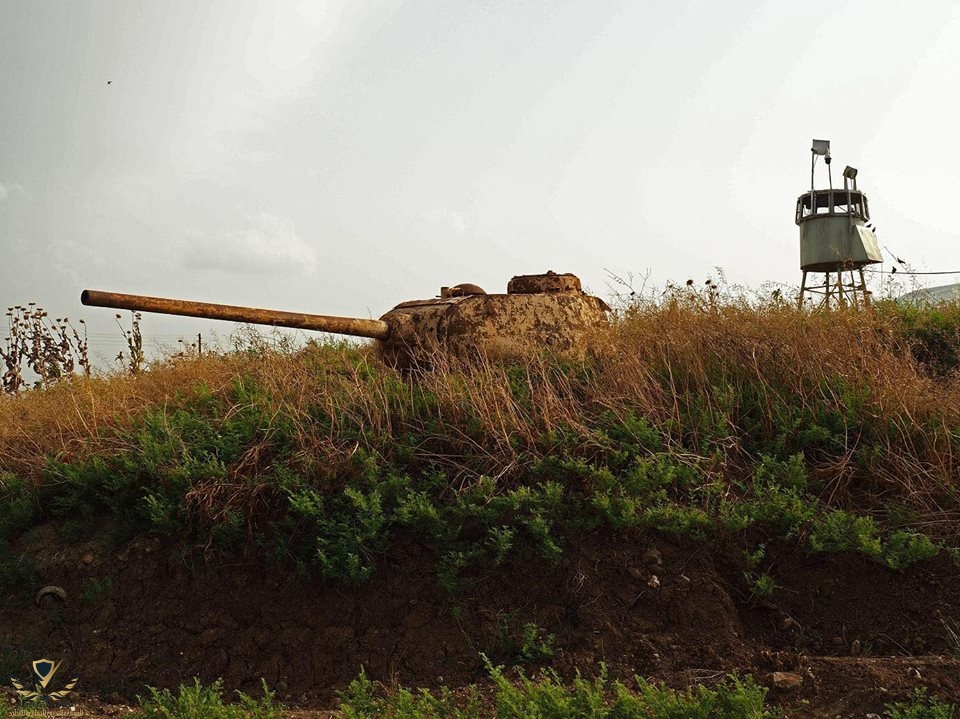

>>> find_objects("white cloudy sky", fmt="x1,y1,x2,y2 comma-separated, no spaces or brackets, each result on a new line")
2,0,959,361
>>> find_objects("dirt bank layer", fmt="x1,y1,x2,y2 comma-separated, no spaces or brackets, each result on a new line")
2,525,959,717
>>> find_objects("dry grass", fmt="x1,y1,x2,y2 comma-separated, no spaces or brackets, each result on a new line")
2,295,959,536
0,353,247,477
606,298,960,525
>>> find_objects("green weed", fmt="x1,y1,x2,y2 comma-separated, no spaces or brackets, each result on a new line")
746,572,776,600
881,530,939,570
0,543,36,594
134,678,283,719
338,660,773,718
0,473,38,540
338,668,482,719
807,512,939,569
881,298,960,374
2,296,959,587
495,615,556,665
884,687,957,719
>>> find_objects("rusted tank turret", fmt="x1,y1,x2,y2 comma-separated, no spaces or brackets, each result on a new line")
80,271,609,368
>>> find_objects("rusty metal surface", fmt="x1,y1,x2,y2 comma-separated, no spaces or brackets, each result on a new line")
80,290,392,340
393,297,463,309
440,283,487,298
379,289,608,368
508,271,582,294
81,271,610,369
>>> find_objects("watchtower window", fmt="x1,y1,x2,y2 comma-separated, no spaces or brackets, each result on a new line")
796,189,870,224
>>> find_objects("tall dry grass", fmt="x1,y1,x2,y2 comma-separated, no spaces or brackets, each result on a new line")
1,294,959,534
608,299,960,522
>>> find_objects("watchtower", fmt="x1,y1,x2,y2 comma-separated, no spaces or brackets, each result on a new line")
795,140,881,307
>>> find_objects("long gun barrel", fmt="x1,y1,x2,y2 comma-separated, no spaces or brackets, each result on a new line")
80,289,392,340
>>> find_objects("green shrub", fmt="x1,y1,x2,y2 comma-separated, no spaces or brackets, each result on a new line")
337,661,774,719
719,455,817,535
485,526,516,565
807,510,883,556
282,484,388,584
884,687,957,719
135,678,283,719
488,662,771,719
0,473,38,540
639,503,712,536
882,530,939,570
0,543,36,592
495,615,556,665
338,668,481,719
5,298,959,589
807,512,939,569
746,572,776,599
626,674,769,719
883,299,960,374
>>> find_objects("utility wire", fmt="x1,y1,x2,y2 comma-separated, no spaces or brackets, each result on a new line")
864,269,960,276
872,244,960,276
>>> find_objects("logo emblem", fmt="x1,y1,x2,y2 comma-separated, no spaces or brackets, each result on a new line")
10,658,78,703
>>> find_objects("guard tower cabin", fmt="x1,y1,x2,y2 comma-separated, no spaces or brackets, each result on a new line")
795,139,881,307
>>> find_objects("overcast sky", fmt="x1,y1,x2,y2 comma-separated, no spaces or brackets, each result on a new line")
2,1,959,362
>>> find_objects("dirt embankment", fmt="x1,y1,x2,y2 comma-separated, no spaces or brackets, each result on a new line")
2,525,959,717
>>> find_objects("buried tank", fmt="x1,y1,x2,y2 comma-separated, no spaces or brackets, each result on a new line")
80,272,610,368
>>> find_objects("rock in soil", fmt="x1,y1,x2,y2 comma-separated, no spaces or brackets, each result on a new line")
771,671,803,691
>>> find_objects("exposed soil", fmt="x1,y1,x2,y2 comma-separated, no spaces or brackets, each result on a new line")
2,525,959,717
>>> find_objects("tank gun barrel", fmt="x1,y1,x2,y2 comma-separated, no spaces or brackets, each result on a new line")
80,289,392,340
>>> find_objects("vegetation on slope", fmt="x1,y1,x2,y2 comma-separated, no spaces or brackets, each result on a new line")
337,663,775,719
120,672,960,719
1,291,960,589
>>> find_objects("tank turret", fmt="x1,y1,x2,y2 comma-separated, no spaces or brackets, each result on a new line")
80,271,609,368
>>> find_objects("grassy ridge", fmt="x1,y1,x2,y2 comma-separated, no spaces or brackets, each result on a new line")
1,293,959,585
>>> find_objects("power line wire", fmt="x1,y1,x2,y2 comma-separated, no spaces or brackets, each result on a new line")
865,269,960,276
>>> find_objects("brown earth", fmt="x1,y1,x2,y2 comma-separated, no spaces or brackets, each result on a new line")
2,525,959,717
